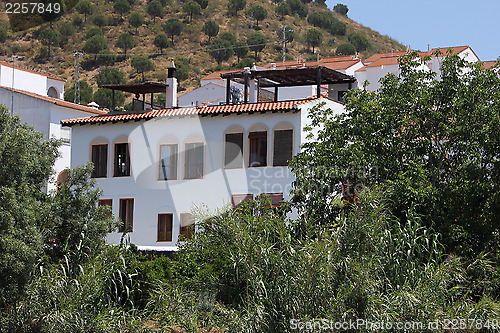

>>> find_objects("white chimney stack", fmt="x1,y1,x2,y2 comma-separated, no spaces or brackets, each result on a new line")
166,58,177,108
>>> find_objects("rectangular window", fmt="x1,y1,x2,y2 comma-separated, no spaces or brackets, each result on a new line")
118,198,134,232
338,91,347,103
273,129,293,166
224,133,243,169
266,193,284,207
157,213,173,242
179,213,194,240
185,143,204,179
159,144,178,180
249,131,267,167
232,194,253,208
91,144,108,178
114,143,130,177
99,199,113,225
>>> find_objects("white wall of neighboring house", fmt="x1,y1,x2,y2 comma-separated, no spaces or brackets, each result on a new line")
0,62,65,99
68,98,343,250
0,86,103,192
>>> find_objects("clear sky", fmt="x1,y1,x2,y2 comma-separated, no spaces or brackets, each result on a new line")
325,0,499,61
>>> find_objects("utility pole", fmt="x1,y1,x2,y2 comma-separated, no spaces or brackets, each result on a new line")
73,51,83,104
281,26,293,66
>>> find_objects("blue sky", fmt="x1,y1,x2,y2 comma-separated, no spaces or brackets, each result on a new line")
325,0,499,61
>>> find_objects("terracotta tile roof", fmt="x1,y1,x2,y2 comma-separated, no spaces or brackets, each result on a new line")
364,51,408,64
0,85,107,115
483,61,499,69
201,69,239,81
263,55,361,70
429,46,470,56
365,57,401,68
0,61,66,82
61,98,322,126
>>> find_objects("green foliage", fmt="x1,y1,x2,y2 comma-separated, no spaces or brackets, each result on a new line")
76,0,93,22
85,26,103,39
0,28,7,43
130,56,154,80
96,67,126,87
162,18,183,45
93,88,125,108
233,41,248,62
246,30,267,58
0,106,59,307
335,42,355,55
92,14,108,27
227,0,246,16
305,28,322,53
202,20,219,42
276,2,291,20
219,31,236,45
58,22,75,44
147,0,164,24
114,0,130,15
348,32,370,51
116,33,135,55
334,3,348,15
84,35,109,60
182,1,201,22
153,33,169,53
290,53,500,256
286,0,308,18
128,12,144,34
64,80,94,104
307,10,347,35
175,57,193,82
39,29,60,57
246,5,267,27
194,0,208,9
208,38,233,65
72,14,83,27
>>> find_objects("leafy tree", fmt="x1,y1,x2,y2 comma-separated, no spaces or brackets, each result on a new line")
348,32,370,52
300,0,312,3
64,80,94,104
329,18,346,35
227,0,246,16
291,53,500,256
335,42,355,55
114,0,131,15
276,2,291,20
286,0,307,17
202,20,219,42
162,18,183,45
116,33,135,55
233,41,248,62
208,38,233,65
334,3,348,15
175,57,193,81
194,0,208,9
182,1,201,23
219,31,236,45
147,0,164,24
72,14,83,27
97,50,117,66
93,88,124,109
246,31,267,58
154,33,169,53
0,28,6,43
131,56,154,81
96,67,126,87
0,106,59,307
84,35,109,61
58,22,75,44
85,26,103,39
305,28,322,53
40,29,60,58
246,5,267,28
92,14,108,27
76,0,93,22
129,12,144,34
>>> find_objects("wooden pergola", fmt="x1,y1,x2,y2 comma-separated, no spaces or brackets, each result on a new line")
102,82,167,110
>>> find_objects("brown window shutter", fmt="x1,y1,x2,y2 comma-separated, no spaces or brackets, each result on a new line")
273,130,293,166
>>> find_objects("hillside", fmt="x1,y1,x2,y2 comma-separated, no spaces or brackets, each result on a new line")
0,0,405,106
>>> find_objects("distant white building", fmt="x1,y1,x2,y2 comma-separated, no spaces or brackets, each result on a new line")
0,62,106,192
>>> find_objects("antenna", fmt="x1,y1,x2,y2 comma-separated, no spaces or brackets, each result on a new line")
73,51,83,104
279,26,293,66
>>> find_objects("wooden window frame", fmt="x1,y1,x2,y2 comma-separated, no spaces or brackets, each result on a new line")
114,143,130,177
273,129,293,166
91,144,108,178
118,198,134,233
249,131,267,167
157,213,173,242
179,213,194,240
232,194,254,208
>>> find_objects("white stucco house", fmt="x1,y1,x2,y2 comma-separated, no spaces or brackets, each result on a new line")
0,62,106,192
62,65,350,251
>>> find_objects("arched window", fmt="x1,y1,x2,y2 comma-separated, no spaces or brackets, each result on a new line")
272,123,294,166
56,169,69,190
90,137,109,178
47,86,59,99
224,126,244,169
248,124,268,167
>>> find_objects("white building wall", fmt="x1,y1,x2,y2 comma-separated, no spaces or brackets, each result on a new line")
69,99,342,250
0,64,65,99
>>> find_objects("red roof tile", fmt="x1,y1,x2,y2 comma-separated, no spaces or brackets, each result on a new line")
263,55,361,70
0,61,66,82
483,61,499,69
0,85,107,115
62,98,322,126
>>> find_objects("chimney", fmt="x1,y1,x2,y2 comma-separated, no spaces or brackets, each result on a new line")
166,58,177,108
248,65,257,103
